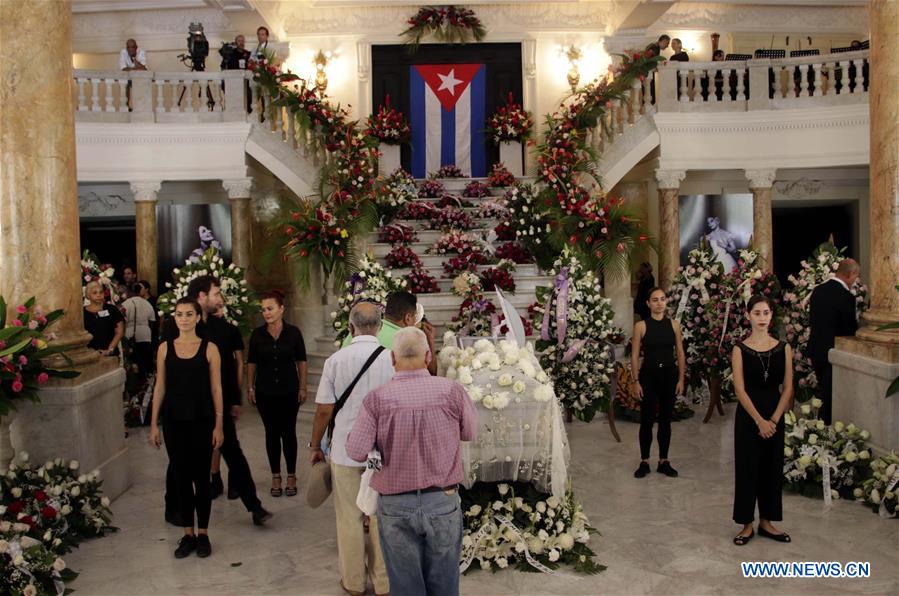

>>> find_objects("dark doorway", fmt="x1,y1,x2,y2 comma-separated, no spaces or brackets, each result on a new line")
371,43,523,175
772,201,857,287
79,218,137,280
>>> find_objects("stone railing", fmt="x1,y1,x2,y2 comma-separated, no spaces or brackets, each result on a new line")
653,49,869,112
73,69,252,122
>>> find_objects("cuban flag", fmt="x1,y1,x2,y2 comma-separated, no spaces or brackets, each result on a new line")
410,64,486,178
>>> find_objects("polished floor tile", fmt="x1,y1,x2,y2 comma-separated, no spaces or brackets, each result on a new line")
65,402,899,595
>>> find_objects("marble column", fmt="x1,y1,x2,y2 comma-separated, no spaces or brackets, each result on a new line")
654,169,686,290
745,169,776,273
0,0,94,358
130,182,160,293
223,178,253,268
0,0,130,495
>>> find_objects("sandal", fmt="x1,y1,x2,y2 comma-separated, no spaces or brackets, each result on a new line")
733,530,754,546
270,474,283,497
285,474,298,497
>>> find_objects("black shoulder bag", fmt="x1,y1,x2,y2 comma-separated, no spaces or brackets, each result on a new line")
326,346,385,448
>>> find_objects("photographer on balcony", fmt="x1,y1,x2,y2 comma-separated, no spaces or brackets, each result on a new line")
220,34,252,112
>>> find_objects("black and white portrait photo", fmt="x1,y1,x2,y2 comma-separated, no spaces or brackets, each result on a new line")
679,194,753,273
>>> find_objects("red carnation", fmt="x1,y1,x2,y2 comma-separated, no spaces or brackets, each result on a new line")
40,505,57,520
8,500,25,515
35,490,48,502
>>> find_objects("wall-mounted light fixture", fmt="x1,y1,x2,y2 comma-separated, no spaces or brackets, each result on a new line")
313,50,333,93
564,45,582,92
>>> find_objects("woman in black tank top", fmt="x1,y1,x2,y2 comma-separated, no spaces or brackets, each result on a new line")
149,297,225,559
630,287,686,478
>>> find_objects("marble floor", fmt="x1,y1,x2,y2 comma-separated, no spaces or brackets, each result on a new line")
66,403,898,595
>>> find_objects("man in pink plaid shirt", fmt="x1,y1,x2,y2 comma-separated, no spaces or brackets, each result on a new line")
347,327,478,596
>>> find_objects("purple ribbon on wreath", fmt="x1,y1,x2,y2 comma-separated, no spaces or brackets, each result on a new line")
541,267,570,344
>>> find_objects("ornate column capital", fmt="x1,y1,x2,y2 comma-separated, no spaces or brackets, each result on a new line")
129,181,161,202
745,168,777,189
654,169,686,190
222,178,253,199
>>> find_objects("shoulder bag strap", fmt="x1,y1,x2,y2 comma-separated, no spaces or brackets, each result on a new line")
327,346,385,448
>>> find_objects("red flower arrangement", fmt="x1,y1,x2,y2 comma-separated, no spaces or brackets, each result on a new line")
487,162,516,187
486,92,534,144
418,179,446,198
495,242,532,264
397,201,438,220
404,268,441,294
462,180,490,198
434,164,466,178
401,5,486,51
427,230,481,255
430,207,475,231
437,194,473,209
494,221,516,241
366,95,411,145
443,251,490,278
385,245,422,269
479,263,516,293
378,223,418,245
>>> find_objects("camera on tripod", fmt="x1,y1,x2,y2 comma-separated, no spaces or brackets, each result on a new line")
177,21,209,71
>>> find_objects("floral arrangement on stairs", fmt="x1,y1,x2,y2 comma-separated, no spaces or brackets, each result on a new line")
385,245,422,270
433,164,466,179
504,184,555,270
462,181,491,199
365,95,411,145
1,452,116,595
397,201,438,220
443,251,492,278
447,272,495,337
427,231,483,256
157,243,258,335
378,224,418,246
486,93,533,144
80,251,121,306
0,297,79,415
436,194,474,209
782,241,869,402
331,255,407,346
403,268,441,294
400,5,486,52
666,241,725,394
495,242,532,265
479,260,517,293
532,250,619,422
476,200,509,221
783,399,872,500
429,207,475,231
487,163,516,188
373,169,418,224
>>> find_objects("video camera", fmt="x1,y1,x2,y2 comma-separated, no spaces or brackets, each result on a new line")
177,21,209,71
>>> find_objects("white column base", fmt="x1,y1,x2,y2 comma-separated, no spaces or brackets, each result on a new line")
499,141,523,177
831,348,899,453
378,144,401,177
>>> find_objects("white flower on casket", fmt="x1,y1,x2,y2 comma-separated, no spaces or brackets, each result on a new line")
474,339,494,353
534,384,553,402
497,373,513,386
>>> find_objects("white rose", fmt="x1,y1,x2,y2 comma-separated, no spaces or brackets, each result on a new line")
784,447,793,458
844,451,858,462
816,420,825,430
800,404,811,415
548,549,560,562
808,434,818,445
78,475,87,484
536,371,549,383
479,560,491,570
498,373,513,386
71,486,81,497
11,487,22,498
799,455,812,467
859,450,870,460
503,352,519,366
469,505,482,516
69,460,80,470
536,501,547,513
482,395,495,409
43,530,52,542
61,505,72,515
23,585,37,596
853,488,864,499
870,488,881,503
514,497,524,509
498,483,509,496
811,397,823,409
0,506,5,515
537,529,549,540
492,500,503,511
512,381,526,394
860,430,871,440
101,496,111,507
887,464,898,478
53,557,66,571
488,362,502,371
474,339,493,353
546,496,560,509
834,421,845,432
471,357,483,370
13,554,25,567
459,371,474,385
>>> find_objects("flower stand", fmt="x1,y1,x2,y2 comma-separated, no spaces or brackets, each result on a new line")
499,141,523,176
379,144,401,177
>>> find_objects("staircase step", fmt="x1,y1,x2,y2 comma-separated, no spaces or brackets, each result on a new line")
367,228,495,244
386,259,539,275
392,218,499,231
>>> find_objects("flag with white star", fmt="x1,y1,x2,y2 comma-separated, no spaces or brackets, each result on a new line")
410,63,486,178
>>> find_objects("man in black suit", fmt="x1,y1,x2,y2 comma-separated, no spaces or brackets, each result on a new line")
808,259,860,424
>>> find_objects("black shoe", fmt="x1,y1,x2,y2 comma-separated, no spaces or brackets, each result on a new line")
174,535,197,559
657,461,679,477
252,507,273,526
195,534,212,558
634,462,651,478
733,530,754,546
210,473,224,500
758,527,791,543
227,484,239,500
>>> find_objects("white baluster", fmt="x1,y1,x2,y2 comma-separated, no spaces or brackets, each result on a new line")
642,74,652,111
630,79,640,121
154,79,166,112
799,64,810,97
118,79,129,112
812,63,824,97
736,68,746,101
275,105,284,139
90,78,101,111
678,70,687,102
102,79,115,112
287,113,297,149
76,77,87,111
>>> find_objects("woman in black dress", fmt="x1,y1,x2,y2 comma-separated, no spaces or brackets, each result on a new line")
631,287,686,478
149,297,225,558
247,290,307,497
731,294,793,545
83,281,125,356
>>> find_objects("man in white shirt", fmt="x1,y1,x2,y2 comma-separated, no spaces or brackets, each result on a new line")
121,282,156,378
119,39,147,71
252,26,272,61
310,301,392,596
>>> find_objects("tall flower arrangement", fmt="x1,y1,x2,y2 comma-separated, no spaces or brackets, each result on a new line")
0,297,79,415
666,241,724,391
532,250,619,422
486,93,533,144
366,95,411,145
331,255,407,346
80,251,121,306
782,241,869,402
156,248,257,335
373,169,418,224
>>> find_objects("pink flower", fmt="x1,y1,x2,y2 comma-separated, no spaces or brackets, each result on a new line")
28,320,38,330
15,305,27,314
11,380,23,393
37,372,49,385
18,355,27,365
12,319,23,327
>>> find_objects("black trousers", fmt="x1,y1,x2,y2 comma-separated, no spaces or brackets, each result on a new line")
165,414,260,523
733,410,784,524
813,362,833,425
256,392,300,474
638,364,678,460
164,419,214,529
